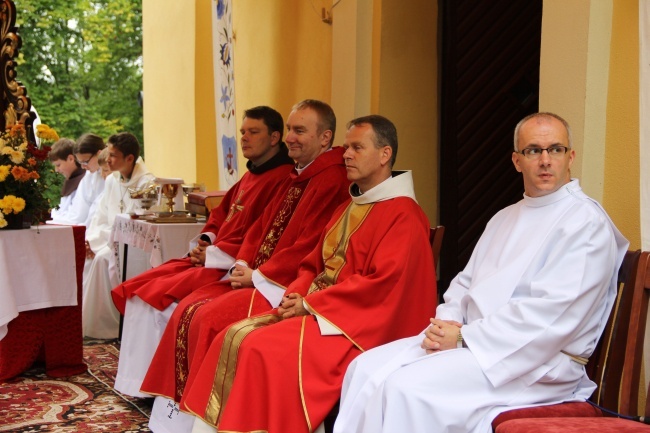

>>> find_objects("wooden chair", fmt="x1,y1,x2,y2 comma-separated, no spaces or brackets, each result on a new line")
492,250,650,432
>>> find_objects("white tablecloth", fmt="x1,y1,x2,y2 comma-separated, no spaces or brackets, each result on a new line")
0,225,77,340
110,213,204,269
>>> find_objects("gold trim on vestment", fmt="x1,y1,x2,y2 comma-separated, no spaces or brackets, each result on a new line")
217,430,268,433
175,298,211,401
307,202,373,294
206,314,281,425
297,316,312,432
246,289,257,317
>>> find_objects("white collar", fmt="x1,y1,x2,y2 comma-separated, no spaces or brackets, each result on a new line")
351,170,417,205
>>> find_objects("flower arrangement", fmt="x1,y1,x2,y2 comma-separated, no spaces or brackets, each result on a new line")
0,123,60,228
35,124,64,208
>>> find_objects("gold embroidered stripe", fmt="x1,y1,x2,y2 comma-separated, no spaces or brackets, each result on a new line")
308,202,373,294
206,314,281,425
174,298,211,401
253,183,306,268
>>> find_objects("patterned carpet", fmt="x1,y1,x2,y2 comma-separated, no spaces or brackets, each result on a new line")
0,339,152,432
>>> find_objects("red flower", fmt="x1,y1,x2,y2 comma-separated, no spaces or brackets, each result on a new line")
27,143,49,161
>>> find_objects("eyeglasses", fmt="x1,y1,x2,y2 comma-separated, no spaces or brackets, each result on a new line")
76,154,96,165
518,146,569,160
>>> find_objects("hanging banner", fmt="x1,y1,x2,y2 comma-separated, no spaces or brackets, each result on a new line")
213,0,238,188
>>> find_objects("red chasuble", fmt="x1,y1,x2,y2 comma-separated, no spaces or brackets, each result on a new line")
182,194,438,432
110,148,294,314
140,147,350,401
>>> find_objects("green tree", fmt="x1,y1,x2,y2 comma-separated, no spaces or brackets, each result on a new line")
14,0,143,151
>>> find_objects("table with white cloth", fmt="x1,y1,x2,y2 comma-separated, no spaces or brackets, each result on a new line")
109,214,204,283
0,225,87,380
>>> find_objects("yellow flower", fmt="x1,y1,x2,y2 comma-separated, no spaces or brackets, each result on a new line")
36,124,60,142
0,195,26,214
0,196,11,214
0,212,6,228
12,196,25,213
9,149,25,164
0,165,9,181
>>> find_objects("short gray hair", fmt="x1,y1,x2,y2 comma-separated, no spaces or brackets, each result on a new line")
513,112,572,151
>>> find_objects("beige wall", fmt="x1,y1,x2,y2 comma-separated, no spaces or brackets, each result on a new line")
143,0,640,244
330,0,374,127
539,0,604,195
195,0,219,190
232,0,333,146
375,0,439,223
329,0,439,222
142,0,198,183
603,0,640,249
540,0,640,248
143,0,439,221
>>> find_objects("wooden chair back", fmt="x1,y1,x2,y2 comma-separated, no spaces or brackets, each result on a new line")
429,226,445,267
589,250,649,416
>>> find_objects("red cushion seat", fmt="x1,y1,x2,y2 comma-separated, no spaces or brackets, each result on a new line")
492,402,602,430
495,416,650,433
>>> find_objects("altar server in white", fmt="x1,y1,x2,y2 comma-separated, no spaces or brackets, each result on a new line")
73,134,107,227
334,112,629,433
48,138,85,221
49,133,106,226
83,132,154,339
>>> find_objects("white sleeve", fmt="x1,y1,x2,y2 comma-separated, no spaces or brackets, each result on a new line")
252,270,285,308
56,174,94,225
304,302,341,335
204,245,235,269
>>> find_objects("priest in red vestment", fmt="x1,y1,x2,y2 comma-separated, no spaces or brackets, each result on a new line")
110,106,294,397
141,100,351,432
179,115,438,433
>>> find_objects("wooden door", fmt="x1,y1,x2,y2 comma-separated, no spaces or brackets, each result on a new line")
438,0,543,294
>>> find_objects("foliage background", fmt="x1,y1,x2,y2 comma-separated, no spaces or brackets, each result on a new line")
15,0,143,153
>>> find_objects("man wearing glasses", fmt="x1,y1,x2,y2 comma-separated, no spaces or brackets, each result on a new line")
333,112,629,433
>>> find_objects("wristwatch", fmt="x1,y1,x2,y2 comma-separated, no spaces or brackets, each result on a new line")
456,329,464,349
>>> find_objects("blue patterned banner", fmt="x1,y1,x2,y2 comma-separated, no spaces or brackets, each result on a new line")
213,0,238,188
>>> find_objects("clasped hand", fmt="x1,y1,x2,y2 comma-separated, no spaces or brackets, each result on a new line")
189,239,210,267
277,293,309,319
421,318,462,354
230,263,254,288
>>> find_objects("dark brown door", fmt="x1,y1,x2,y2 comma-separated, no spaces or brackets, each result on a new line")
438,0,543,296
